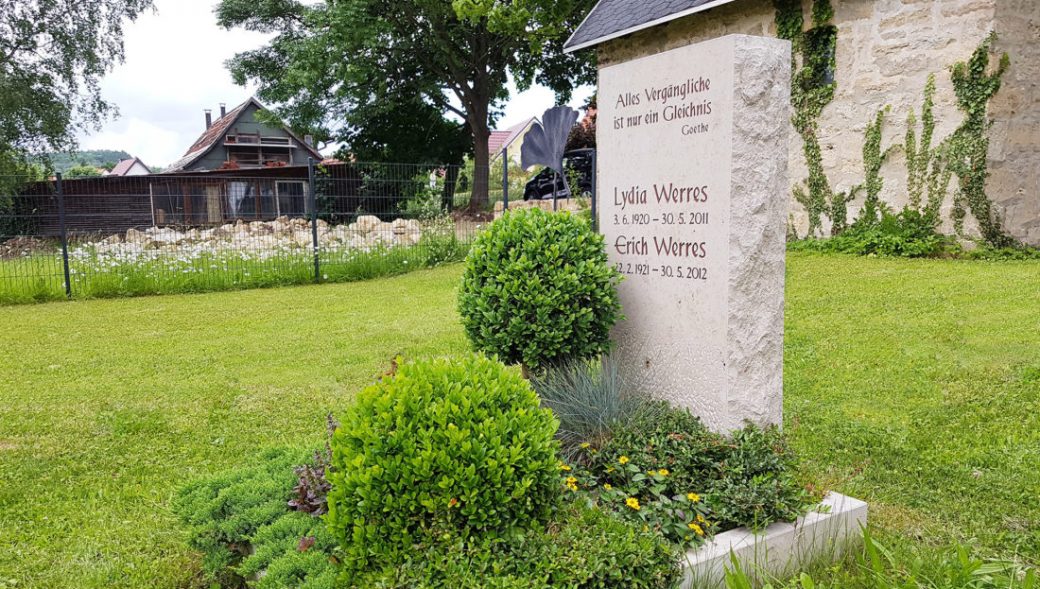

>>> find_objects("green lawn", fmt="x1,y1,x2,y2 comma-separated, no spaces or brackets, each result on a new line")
784,253,1040,564
0,253,1037,588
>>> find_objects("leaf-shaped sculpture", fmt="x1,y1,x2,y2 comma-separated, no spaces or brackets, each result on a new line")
520,106,580,174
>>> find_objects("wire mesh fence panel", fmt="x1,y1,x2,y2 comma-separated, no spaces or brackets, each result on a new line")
0,162,502,304
0,176,69,304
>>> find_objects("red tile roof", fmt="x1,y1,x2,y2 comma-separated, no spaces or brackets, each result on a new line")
185,101,250,155
489,117,537,157
108,157,150,176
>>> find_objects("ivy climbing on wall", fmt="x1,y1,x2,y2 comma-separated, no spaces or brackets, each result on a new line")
947,32,1013,247
904,74,953,228
774,2,1015,248
858,108,890,226
774,0,839,237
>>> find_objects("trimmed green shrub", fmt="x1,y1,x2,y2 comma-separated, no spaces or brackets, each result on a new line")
346,502,681,589
458,208,622,372
326,355,562,571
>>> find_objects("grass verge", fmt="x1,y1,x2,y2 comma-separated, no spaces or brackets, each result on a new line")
0,252,1036,588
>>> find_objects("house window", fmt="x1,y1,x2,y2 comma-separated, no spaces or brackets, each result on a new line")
227,182,254,218
229,151,262,167
276,181,306,217
259,182,277,217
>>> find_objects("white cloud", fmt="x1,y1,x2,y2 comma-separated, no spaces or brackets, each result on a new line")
497,81,595,131
78,0,269,167
79,0,595,166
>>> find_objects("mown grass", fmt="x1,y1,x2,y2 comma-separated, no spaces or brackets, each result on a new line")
0,266,471,588
0,252,1037,588
784,252,1040,573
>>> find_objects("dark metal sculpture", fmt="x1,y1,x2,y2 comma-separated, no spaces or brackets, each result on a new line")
520,106,579,175
520,106,580,210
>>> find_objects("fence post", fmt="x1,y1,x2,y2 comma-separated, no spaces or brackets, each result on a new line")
589,150,598,232
553,171,560,212
308,158,320,283
501,150,509,210
56,173,72,299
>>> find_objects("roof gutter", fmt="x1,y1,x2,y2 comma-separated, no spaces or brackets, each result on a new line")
564,0,740,53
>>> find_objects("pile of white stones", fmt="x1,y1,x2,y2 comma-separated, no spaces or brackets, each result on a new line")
86,215,423,255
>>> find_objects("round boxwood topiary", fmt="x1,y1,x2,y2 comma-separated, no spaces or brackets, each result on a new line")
458,208,622,373
326,355,561,571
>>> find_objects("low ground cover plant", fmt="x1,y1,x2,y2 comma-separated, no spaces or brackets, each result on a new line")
534,358,814,548
173,448,337,589
565,400,813,548
790,208,949,257
458,208,621,373
346,502,680,589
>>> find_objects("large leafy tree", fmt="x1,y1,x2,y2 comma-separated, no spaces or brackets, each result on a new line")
0,0,154,177
217,0,595,209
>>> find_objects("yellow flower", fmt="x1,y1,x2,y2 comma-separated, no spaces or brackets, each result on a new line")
565,476,578,492
618,456,630,465
688,522,705,536
658,468,670,477
580,442,591,449
686,492,700,503
559,463,572,471
696,514,706,523
625,497,641,511
603,483,612,490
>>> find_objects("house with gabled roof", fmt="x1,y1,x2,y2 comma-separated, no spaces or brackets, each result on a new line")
164,97,322,173
489,117,538,164
107,157,151,176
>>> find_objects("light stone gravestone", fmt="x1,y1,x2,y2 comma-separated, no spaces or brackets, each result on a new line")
597,34,791,433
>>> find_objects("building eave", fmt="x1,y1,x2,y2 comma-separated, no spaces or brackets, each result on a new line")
564,0,742,54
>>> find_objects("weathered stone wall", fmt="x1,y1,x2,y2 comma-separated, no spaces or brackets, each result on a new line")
598,0,1039,245
991,0,1040,245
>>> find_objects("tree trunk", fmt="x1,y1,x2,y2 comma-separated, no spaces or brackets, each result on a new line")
469,121,491,212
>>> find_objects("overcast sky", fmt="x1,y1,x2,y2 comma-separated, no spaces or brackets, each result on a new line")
77,0,594,168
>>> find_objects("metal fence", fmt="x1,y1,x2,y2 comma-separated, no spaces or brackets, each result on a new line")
0,157,595,304
0,162,478,303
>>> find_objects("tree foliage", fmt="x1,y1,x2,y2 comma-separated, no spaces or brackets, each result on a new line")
216,0,596,209
0,0,154,176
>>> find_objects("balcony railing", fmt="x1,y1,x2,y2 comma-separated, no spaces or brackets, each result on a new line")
224,135,293,147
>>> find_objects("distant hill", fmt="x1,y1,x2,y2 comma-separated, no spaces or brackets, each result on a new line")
39,150,133,173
